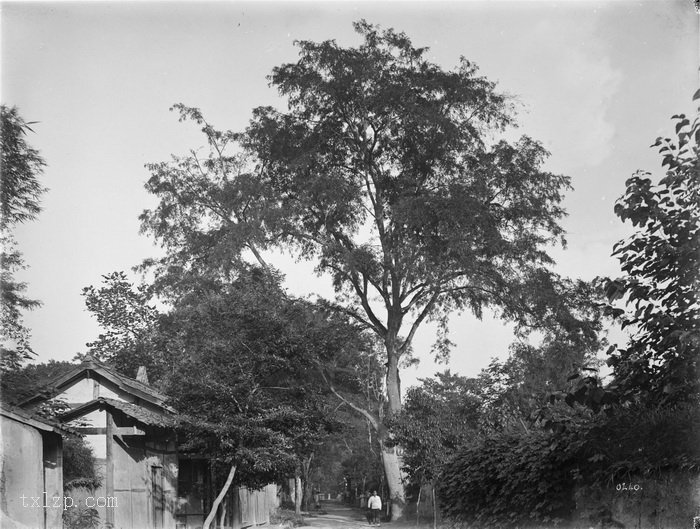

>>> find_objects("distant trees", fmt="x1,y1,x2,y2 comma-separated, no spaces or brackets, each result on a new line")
0,105,47,375
1,359,76,404
390,372,479,485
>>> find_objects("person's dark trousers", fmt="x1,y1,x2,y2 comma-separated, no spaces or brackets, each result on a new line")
371,509,381,525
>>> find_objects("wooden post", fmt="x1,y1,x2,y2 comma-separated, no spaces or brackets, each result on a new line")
106,411,115,527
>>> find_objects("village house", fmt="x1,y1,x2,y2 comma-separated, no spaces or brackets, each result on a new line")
15,356,277,529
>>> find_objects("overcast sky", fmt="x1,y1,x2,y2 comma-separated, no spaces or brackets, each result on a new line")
2,0,698,389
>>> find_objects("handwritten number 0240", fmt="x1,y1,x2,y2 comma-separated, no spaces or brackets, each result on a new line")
616,483,642,492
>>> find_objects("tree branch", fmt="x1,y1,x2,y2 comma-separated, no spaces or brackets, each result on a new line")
320,370,380,431
399,291,440,355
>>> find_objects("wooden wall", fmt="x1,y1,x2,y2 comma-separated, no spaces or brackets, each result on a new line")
0,415,63,529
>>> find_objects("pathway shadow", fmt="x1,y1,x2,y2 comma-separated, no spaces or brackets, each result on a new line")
297,501,373,529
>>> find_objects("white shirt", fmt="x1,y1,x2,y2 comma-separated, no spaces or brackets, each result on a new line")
368,495,382,510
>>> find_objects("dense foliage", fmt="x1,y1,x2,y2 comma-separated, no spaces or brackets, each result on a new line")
63,436,100,489
82,261,380,513
389,372,479,486
437,102,700,527
86,264,372,496
0,105,47,374
604,105,700,404
81,271,163,381
1,359,76,404
440,421,586,527
390,279,604,493
439,402,700,528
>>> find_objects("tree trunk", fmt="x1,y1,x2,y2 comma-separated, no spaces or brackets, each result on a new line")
294,475,302,515
302,478,310,511
322,339,408,520
203,464,236,529
385,349,402,414
301,453,314,511
431,484,437,529
380,442,406,521
382,345,407,520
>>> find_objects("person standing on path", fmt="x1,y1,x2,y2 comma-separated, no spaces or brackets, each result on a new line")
367,491,382,526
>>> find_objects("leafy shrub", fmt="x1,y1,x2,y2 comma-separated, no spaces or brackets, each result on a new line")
584,401,700,482
439,401,700,528
439,423,588,528
63,435,100,486
63,506,101,529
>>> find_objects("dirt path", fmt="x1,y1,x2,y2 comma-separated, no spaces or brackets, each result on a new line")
297,501,373,529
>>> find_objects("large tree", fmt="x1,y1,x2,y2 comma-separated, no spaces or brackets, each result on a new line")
142,22,599,518
0,105,47,374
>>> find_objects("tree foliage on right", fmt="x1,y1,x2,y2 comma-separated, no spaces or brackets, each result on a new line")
605,98,700,405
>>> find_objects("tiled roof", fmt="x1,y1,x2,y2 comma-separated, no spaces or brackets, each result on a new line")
1,403,77,435
101,398,177,427
59,397,177,429
19,356,170,410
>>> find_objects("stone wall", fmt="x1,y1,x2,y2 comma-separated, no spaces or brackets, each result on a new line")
572,472,700,528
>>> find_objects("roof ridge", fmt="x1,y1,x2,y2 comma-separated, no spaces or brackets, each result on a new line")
60,396,177,428
79,356,166,397
19,359,169,408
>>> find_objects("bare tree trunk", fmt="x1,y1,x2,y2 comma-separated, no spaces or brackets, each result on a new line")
383,348,407,521
380,443,406,521
203,464,236,529
302,479,310,512
431,484,437,529
302,453,314,511
294,475,302,515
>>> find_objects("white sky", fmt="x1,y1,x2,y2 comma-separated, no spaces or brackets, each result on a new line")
2,0,698,390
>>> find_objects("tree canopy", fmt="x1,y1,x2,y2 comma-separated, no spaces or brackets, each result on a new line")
81,271,163,380
244,21,576,377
